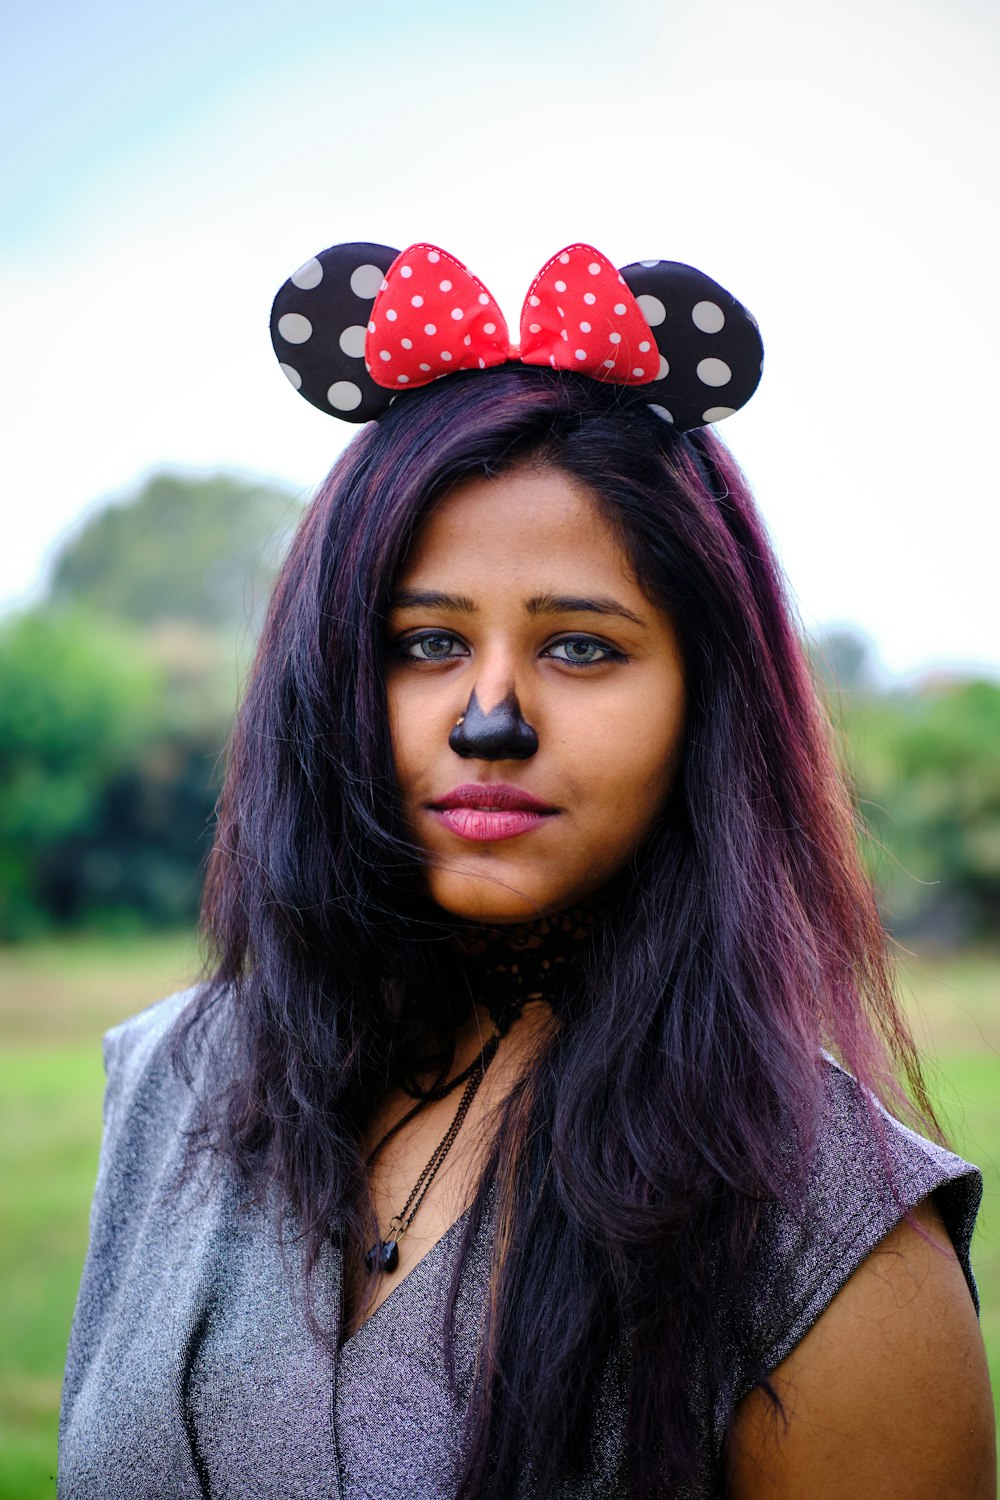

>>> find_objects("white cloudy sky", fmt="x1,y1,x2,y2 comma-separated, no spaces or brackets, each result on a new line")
3,0,998,679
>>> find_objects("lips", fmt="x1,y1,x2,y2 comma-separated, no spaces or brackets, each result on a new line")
429,783,559,842
432,783,555,813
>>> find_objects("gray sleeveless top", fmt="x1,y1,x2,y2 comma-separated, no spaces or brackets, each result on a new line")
59,991,982,1499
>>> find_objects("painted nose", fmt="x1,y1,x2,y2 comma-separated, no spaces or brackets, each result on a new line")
449,687,539,761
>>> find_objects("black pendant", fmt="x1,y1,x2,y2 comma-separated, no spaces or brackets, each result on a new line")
365,1238,399,1274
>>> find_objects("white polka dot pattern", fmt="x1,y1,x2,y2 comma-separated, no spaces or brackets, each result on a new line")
692,300,725,334
635,294,666,327
338,325,367,358
349,264,385,298
271,240,401,421
618,256,764,428
696,358,732,387
291,258,323,290
365,243,509,390
277,313,312,344
327,381,363,410
518,244,656,386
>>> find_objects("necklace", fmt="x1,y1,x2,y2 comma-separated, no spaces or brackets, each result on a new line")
364,1031,500,1274
361,904,603,1275
455,902,604,1033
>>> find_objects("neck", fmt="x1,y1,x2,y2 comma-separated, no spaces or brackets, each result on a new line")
449,901,606,1035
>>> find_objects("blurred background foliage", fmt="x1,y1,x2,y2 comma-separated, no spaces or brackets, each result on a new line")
809,636,1000,948
0,472,301,940
0,468,998,946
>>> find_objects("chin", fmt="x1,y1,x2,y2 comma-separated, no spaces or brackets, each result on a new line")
423,863,603,926
427,873,550,925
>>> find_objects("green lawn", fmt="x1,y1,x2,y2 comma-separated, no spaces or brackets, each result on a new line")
0,933,201,1500
1,936,997,1498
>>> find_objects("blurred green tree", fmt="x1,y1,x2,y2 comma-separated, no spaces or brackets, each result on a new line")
36,731,224,931
0,610,163,937
832,675,1000,943
49,471,302,633
2,470,306,936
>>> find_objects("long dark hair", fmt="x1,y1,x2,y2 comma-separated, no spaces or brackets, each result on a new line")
184,367,931,1496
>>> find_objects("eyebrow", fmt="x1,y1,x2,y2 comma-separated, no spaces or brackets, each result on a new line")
388,587,646,629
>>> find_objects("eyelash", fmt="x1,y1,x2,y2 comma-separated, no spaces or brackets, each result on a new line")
391,630,628,667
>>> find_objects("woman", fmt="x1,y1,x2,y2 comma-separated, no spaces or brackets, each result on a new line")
60,243,994,1498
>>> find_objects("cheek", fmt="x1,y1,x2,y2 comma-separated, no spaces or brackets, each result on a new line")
573,687,684,834
385,679,438,798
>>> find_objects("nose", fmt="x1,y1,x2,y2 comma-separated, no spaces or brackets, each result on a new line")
449,687,539,760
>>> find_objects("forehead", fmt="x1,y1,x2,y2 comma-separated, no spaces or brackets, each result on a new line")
397,466,637,594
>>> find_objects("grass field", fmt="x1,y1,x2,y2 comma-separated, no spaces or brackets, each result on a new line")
1,935,998,1498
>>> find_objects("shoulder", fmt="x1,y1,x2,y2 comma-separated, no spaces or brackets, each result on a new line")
61,987,242,1478
814,1061,982,1302
102,988,197,1099
103,984,230,1092
814,1060,981,1234
68,986,234,1348
736,1061,982,1382
720,1060,992,1497
727,1194,996,1497
97,986,232,1183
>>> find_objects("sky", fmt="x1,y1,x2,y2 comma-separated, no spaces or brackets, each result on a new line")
3,0,998,681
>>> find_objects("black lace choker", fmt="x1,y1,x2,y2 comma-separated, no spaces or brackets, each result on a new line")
452,904,604,1035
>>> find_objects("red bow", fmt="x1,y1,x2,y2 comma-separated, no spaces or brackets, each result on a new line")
365,243,661,392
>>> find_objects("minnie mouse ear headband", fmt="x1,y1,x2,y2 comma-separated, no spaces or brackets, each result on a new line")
270,241,763,432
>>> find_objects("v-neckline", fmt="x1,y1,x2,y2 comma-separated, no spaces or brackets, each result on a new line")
339,1204,474,1352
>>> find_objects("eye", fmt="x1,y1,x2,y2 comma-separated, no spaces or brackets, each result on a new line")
544,635,627,666
393,630,469,662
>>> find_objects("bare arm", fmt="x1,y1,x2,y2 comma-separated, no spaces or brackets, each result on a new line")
726,1195,996,1500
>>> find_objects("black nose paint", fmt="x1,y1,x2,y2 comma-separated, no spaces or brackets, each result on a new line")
448,688,539,760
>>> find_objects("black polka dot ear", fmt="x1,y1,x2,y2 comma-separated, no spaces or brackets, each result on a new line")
270,242,400,422
617,261,764,431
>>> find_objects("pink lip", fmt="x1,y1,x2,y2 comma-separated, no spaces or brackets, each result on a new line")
433,783,555,812
429,783,559,842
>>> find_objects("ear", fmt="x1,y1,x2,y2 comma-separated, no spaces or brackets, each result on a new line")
618,260,764,431
269,242,400,423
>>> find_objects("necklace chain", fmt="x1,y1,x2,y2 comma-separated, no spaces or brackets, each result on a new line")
364,1032,501,1274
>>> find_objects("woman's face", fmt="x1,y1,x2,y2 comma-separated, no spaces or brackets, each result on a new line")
385,464,686,924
